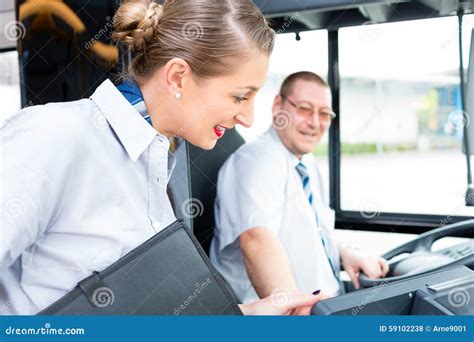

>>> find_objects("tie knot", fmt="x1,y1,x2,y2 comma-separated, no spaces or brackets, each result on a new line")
295,162,308,177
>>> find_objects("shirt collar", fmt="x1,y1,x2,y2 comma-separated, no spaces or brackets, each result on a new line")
116,81,152,125
90,79,162,161
267,127,310,169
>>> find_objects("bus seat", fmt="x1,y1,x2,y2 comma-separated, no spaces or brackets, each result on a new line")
188,128,245,255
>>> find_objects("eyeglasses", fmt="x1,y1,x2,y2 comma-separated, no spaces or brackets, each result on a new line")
280,95,336,122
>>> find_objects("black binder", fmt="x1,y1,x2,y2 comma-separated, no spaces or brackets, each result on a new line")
39,220,242,315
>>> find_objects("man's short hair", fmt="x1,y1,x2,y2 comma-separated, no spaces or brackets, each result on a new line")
279,71,329,98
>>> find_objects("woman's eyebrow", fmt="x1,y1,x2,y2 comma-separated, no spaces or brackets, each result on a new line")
235,86,259,92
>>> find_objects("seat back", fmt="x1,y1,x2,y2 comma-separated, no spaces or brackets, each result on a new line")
188,128,245,254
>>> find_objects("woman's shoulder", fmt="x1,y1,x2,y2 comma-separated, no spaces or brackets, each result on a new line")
0,99,104,162
1,98,98,137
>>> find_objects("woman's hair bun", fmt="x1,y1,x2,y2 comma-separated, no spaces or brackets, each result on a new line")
111,0,275,83
112,0,163,54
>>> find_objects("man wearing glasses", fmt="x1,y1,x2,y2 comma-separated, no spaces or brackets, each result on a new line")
210,71,389,307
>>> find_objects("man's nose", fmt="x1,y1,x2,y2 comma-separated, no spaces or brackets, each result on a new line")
308,112,321,129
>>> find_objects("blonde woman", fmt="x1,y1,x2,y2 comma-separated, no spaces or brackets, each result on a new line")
0,0,323,315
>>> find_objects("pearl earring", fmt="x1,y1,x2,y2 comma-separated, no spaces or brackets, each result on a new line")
175,92,182,100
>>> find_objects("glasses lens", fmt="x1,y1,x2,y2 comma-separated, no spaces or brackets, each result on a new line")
319,111,334,122
296,103,314,117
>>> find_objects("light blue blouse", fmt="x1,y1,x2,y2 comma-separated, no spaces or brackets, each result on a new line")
0,79,176,314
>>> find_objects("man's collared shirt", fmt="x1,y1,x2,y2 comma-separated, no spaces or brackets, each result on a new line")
0,79,176,314
210,128,341,303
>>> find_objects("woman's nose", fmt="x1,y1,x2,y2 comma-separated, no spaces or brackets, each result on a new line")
236,106,254,128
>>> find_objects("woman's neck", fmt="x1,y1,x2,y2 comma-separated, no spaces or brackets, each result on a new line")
139,79,176,138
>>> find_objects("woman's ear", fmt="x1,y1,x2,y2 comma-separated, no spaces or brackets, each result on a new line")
163,57,192,98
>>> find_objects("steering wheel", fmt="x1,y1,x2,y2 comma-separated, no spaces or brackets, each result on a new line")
358,219,474,288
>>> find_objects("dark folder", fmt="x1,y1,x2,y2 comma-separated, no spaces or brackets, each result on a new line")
39,220,242,315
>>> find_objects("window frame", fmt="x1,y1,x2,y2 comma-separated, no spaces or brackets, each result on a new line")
326,19,473,235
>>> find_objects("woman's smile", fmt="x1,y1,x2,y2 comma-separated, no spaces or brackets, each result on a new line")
214,125,227,138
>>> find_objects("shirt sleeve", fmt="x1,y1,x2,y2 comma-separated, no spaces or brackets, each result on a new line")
0,107,76,271
214,150,287,252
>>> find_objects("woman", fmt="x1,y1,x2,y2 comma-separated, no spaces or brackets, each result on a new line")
0,0,322,315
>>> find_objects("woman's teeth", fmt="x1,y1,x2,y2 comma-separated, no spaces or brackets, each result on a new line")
214,125,226,137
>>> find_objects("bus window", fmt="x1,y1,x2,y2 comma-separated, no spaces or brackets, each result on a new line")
0,50,20,120
236,29,328,142
338,16,473,218
236,29,330,184
463,14,474,69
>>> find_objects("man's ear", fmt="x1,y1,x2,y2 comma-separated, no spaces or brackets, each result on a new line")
163,57,192,97
272,94,282,117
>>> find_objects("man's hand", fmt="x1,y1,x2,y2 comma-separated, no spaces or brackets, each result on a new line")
340,246,389,289
239,290,330,315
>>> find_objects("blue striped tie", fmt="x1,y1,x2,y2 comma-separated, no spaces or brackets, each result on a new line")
295,162,341,283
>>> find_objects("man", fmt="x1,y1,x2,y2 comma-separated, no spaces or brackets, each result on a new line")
210,71,389,304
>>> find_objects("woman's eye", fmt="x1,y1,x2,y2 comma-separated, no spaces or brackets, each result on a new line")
234,96,248,104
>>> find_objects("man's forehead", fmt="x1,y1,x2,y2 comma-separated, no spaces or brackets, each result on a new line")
291,82,331,102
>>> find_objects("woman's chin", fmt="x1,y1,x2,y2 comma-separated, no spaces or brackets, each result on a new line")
201,139,218,150
187,135,218,150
